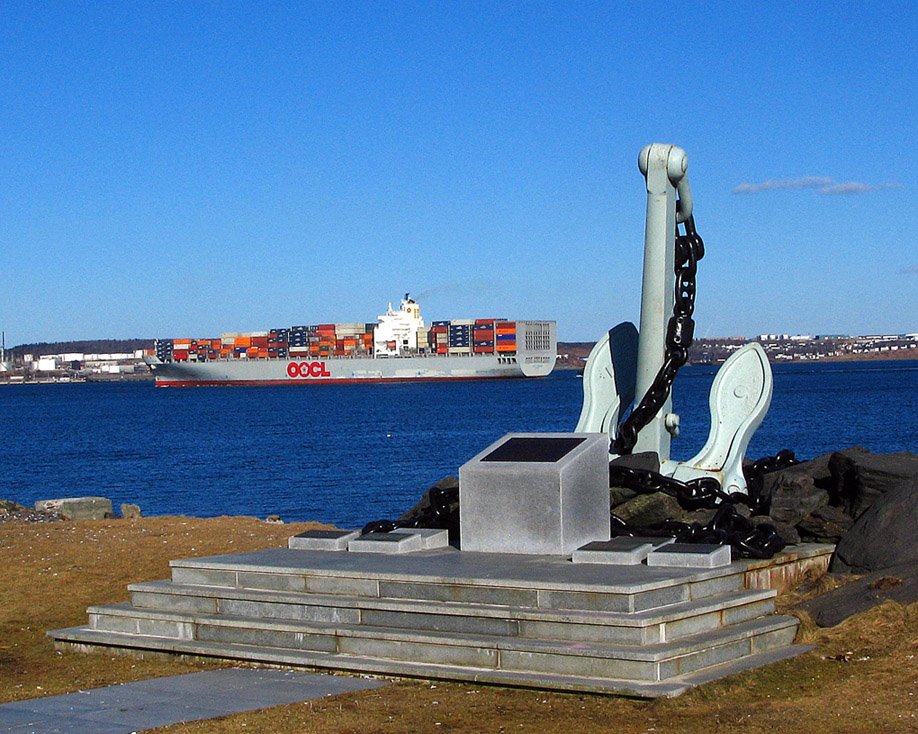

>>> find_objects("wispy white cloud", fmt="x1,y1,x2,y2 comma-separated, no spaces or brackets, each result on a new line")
733,177,832,194
733,177,902,195
819,182,902,195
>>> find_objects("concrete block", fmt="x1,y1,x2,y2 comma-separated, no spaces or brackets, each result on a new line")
360,608,519,637
218,599,360,625
195,624,338,653
572,537,674,565
171,567,237,588
499,649,654,681
131,591,217,614
379,580,539,607
647,543,732,569
459,433,610,555
236,571,306,592
338,636,498,668
288,529,358,551
304,575,379,597
688,573,744,599
34,496,112,520
348,532,424,554
401,528,450,549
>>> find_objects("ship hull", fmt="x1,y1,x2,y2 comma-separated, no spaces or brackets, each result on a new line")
148,351,555,387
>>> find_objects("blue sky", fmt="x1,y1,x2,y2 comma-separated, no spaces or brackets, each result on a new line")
1,2,915,344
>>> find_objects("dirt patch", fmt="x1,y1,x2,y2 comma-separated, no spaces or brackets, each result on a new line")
2,517,915,734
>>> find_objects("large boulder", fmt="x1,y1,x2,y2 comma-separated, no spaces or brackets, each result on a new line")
827,447,918,518
830,480,918,573
799,562,918,627
611,492,718,528
766,471,828,527
795,503,853,543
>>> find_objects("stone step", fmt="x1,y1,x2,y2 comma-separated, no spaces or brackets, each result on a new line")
128,580,777,645
167,548,748,613
81,603,799,683
51,622,809,698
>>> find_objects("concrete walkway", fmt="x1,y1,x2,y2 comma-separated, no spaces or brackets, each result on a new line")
0,668,386,733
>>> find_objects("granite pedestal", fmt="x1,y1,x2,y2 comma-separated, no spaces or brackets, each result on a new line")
458,433,610,555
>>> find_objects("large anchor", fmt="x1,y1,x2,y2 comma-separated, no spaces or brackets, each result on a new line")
576,143,772,498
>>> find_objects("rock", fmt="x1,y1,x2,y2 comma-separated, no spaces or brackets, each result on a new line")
120,503,142,519
265,515,283,524
34,496,113,521
0,499,29,514
396,475,460,525
0,499,64,523
827,447,918,518
613,493,684,527
609,487,637,509
830,480,918,573
798,562,918,627
609,451,660,475
612,493,718,528
759,453,833,506
751,515,800,545
796,504,853,543
767,472,827,526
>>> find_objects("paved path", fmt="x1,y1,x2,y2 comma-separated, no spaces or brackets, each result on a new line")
0,668,386,733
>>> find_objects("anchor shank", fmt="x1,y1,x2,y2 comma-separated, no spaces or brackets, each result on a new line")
633,144,687,460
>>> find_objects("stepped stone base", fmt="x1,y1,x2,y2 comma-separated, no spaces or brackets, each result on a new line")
50,544,833,698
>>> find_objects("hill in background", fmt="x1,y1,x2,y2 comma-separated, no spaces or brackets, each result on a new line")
8,339,155,359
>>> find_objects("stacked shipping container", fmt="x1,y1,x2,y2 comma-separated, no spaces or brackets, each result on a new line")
157,317,519,362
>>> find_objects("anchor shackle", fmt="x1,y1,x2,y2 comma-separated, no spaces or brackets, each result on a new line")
638,144,693,223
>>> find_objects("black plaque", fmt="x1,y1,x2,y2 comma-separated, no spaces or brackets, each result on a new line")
481,436,586,463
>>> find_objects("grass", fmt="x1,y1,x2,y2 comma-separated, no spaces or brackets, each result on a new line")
1,517,915,734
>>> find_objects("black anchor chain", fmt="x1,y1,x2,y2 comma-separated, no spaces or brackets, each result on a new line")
612,214,704,456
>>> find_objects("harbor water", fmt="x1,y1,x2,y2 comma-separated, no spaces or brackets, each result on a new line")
1,360,915,529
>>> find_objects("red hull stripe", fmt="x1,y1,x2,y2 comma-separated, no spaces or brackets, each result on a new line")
153,375,523,388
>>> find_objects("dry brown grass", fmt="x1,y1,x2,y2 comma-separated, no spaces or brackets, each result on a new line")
1,517,915,734
0,515,325,701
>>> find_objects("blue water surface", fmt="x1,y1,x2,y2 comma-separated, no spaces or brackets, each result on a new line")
1,360,915,528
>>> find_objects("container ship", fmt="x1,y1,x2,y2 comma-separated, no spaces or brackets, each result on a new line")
146,295,557,387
